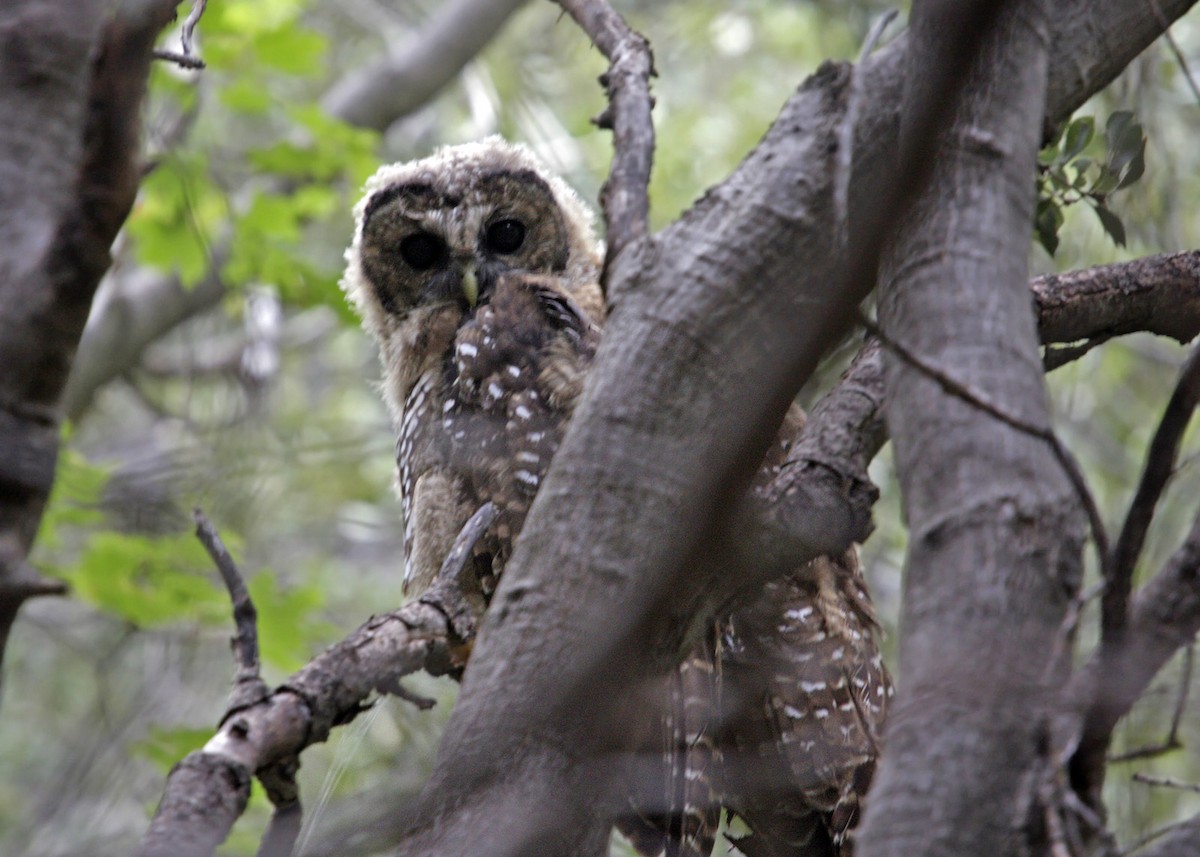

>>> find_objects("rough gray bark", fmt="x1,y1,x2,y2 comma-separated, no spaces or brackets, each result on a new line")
858,2,1076,857
392,1,1197,855
0,0,180,691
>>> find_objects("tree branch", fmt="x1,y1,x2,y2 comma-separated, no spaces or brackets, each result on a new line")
320,0,527,132
1033,249,1200,347
138,580,474,857
0,0,180,690
556,0,655,278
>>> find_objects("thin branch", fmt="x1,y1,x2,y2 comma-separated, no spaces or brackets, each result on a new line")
139,506,499,857
152,49,205,70
257,801,302,857
1132,773,1200,793
555,0,655,279
1105,344,1200,646
194,508,261,687
179,0,207,57
1146,0,1200,105
153,0,208,69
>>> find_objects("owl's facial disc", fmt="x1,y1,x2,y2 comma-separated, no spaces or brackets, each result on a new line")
360,169,570,316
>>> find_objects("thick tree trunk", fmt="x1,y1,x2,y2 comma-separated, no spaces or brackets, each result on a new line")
857,2,1081,856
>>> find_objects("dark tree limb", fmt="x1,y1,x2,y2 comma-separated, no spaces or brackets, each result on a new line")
556,0,655,281
0,0,181,692
1033,249,1200,346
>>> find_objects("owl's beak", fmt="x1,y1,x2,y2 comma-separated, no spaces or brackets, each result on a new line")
460,267,479,308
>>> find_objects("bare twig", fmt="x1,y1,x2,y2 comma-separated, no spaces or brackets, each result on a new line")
194,508,261,688
1071,508,1200,804
151,49,205,70
153,0,209,69
1105,345,1200,646
555,0,655,282
1133,772,1200,793
1146,0,1200,105
257,758,302,857
179,0,208,57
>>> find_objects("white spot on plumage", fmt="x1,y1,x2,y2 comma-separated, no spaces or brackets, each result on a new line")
458,342,478,358
515,470,539,487
800,680,826,693
515,404,533,420
487,382,503,400
506,365,521,378
443,399,456,412
783,705,807,720
814,708,831,719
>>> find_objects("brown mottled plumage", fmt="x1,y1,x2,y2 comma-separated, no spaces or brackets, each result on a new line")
342,137,891,857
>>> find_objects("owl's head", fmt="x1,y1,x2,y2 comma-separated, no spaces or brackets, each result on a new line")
342,137,602,344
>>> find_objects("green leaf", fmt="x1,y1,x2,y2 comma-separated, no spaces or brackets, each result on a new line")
1061,116,1094,161
1092,166,1120,196
1093,203,1127,247
132,726,213,772
1105,110,1135,142
219,79,273,114
35,449,108,554
1117,139,1146,189
1035,198,1062,255
253,27,328,76
64,531,229,626
247,571,335,672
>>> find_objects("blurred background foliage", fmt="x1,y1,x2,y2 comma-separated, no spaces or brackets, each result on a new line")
4,1,1200,854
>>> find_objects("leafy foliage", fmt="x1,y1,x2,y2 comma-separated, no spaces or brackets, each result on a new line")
1035,111,1147,255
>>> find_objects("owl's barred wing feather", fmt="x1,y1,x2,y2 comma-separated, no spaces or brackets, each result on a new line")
345,138,890,857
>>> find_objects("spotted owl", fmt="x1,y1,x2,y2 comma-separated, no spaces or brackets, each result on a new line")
342,137,891,857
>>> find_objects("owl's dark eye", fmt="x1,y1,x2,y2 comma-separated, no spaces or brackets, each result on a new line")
485,219,526,254
400,232,446,270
